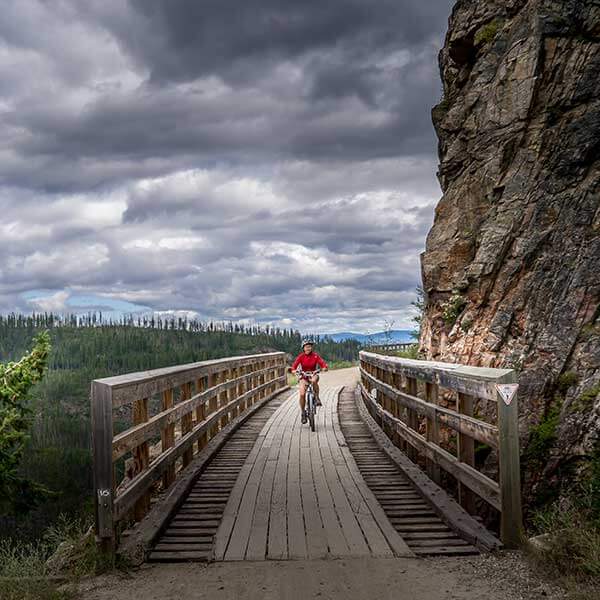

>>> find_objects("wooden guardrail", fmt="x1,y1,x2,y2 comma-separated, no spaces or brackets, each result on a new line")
359,351,522,547
91,352,287,551
367,342,416,353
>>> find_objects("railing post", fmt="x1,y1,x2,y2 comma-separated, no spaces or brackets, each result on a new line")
425,382,441,484
406,377,419,462
457,392,476,513
196,377,208,452
181,382,193,467
133,396,150,520
208,373,219,439
496,370,523,548
219,370,229,428
161,388,176,489
91,381,115,554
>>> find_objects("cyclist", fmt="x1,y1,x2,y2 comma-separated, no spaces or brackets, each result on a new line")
289,339,328,424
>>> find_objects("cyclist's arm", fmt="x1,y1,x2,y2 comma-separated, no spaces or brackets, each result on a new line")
289,354,302,372
316,354,328,371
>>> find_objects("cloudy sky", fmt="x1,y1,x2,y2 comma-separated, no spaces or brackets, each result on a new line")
0,0,453,334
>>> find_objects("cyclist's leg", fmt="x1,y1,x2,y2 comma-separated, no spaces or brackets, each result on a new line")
312,374,322,405
299,379,308,423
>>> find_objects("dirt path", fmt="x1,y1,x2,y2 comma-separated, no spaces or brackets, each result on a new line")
78,553,564,600
318,366,360,388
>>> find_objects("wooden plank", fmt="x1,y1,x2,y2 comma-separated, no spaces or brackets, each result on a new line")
361,369,498,448
223,396,285,560
112,366,284,460
286,394,307,560
161,389,176,489
91,381,115,550
497,371,523,548
133,397,150,521
312,393,352,557
245,398,296,560
360,352,510,401
148,551,210,562
328,388,413,558
266,396,295,559
457,392,476,513
196,377,208,453
117,385,291,564
208,373,219,440
299,404,328,559
114,379,288,521
406,377,419,462
315,388,371,557
355,386,501,552
181,383,193,468
98,352,286,409
425,382,441,484
363,386,501,510
213,389,293,560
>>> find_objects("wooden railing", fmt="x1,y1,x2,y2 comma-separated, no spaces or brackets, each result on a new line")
359,351,522,547
91,352,287,550
366,342,416,353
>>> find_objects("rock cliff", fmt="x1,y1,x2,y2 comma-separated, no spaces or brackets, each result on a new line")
421,0,600,504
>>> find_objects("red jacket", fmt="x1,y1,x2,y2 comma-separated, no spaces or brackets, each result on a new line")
291,351,328,372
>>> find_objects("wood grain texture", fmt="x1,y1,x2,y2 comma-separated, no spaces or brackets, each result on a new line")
356,385,501,552
213,385,411,561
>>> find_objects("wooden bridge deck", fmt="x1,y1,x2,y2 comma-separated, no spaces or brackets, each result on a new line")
213,385,412,561
148,374,492,562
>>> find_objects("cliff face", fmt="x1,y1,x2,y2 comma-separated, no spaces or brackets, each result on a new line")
421,0,600,502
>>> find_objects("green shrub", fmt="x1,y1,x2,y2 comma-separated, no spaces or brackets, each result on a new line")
571,385,600,413
524,401,561,467
441,292,467,327
558,371,579,392
474,19,502,46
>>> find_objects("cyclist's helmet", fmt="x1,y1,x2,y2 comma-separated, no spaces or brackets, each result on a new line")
301,338,314,348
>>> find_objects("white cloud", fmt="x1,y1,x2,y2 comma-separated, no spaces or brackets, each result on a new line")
27,290,70,312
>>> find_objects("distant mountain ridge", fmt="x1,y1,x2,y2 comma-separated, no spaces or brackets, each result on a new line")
325,330,414,344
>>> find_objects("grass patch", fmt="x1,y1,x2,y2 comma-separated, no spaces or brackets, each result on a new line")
0,539,72,600
526,447,600,598
0,514,112,600
329,360,358,370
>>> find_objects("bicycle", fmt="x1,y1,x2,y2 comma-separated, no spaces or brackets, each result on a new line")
296,367,320,432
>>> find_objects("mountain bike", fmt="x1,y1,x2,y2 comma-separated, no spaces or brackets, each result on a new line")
296,367,320,432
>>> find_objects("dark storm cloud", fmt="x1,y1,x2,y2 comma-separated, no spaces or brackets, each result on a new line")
0,0,453,331
118,0,452,84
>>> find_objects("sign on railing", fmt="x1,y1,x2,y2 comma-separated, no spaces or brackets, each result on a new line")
359,350,522,547
91,352,287,551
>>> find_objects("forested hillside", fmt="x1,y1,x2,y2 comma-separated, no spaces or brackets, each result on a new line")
0,313,359,540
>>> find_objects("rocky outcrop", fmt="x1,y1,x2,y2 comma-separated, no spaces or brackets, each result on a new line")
421,0,600,504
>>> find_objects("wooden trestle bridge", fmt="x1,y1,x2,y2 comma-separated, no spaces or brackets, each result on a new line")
91,351,522,564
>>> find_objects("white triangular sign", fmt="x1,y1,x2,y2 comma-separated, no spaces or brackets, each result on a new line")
496,383,518,406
